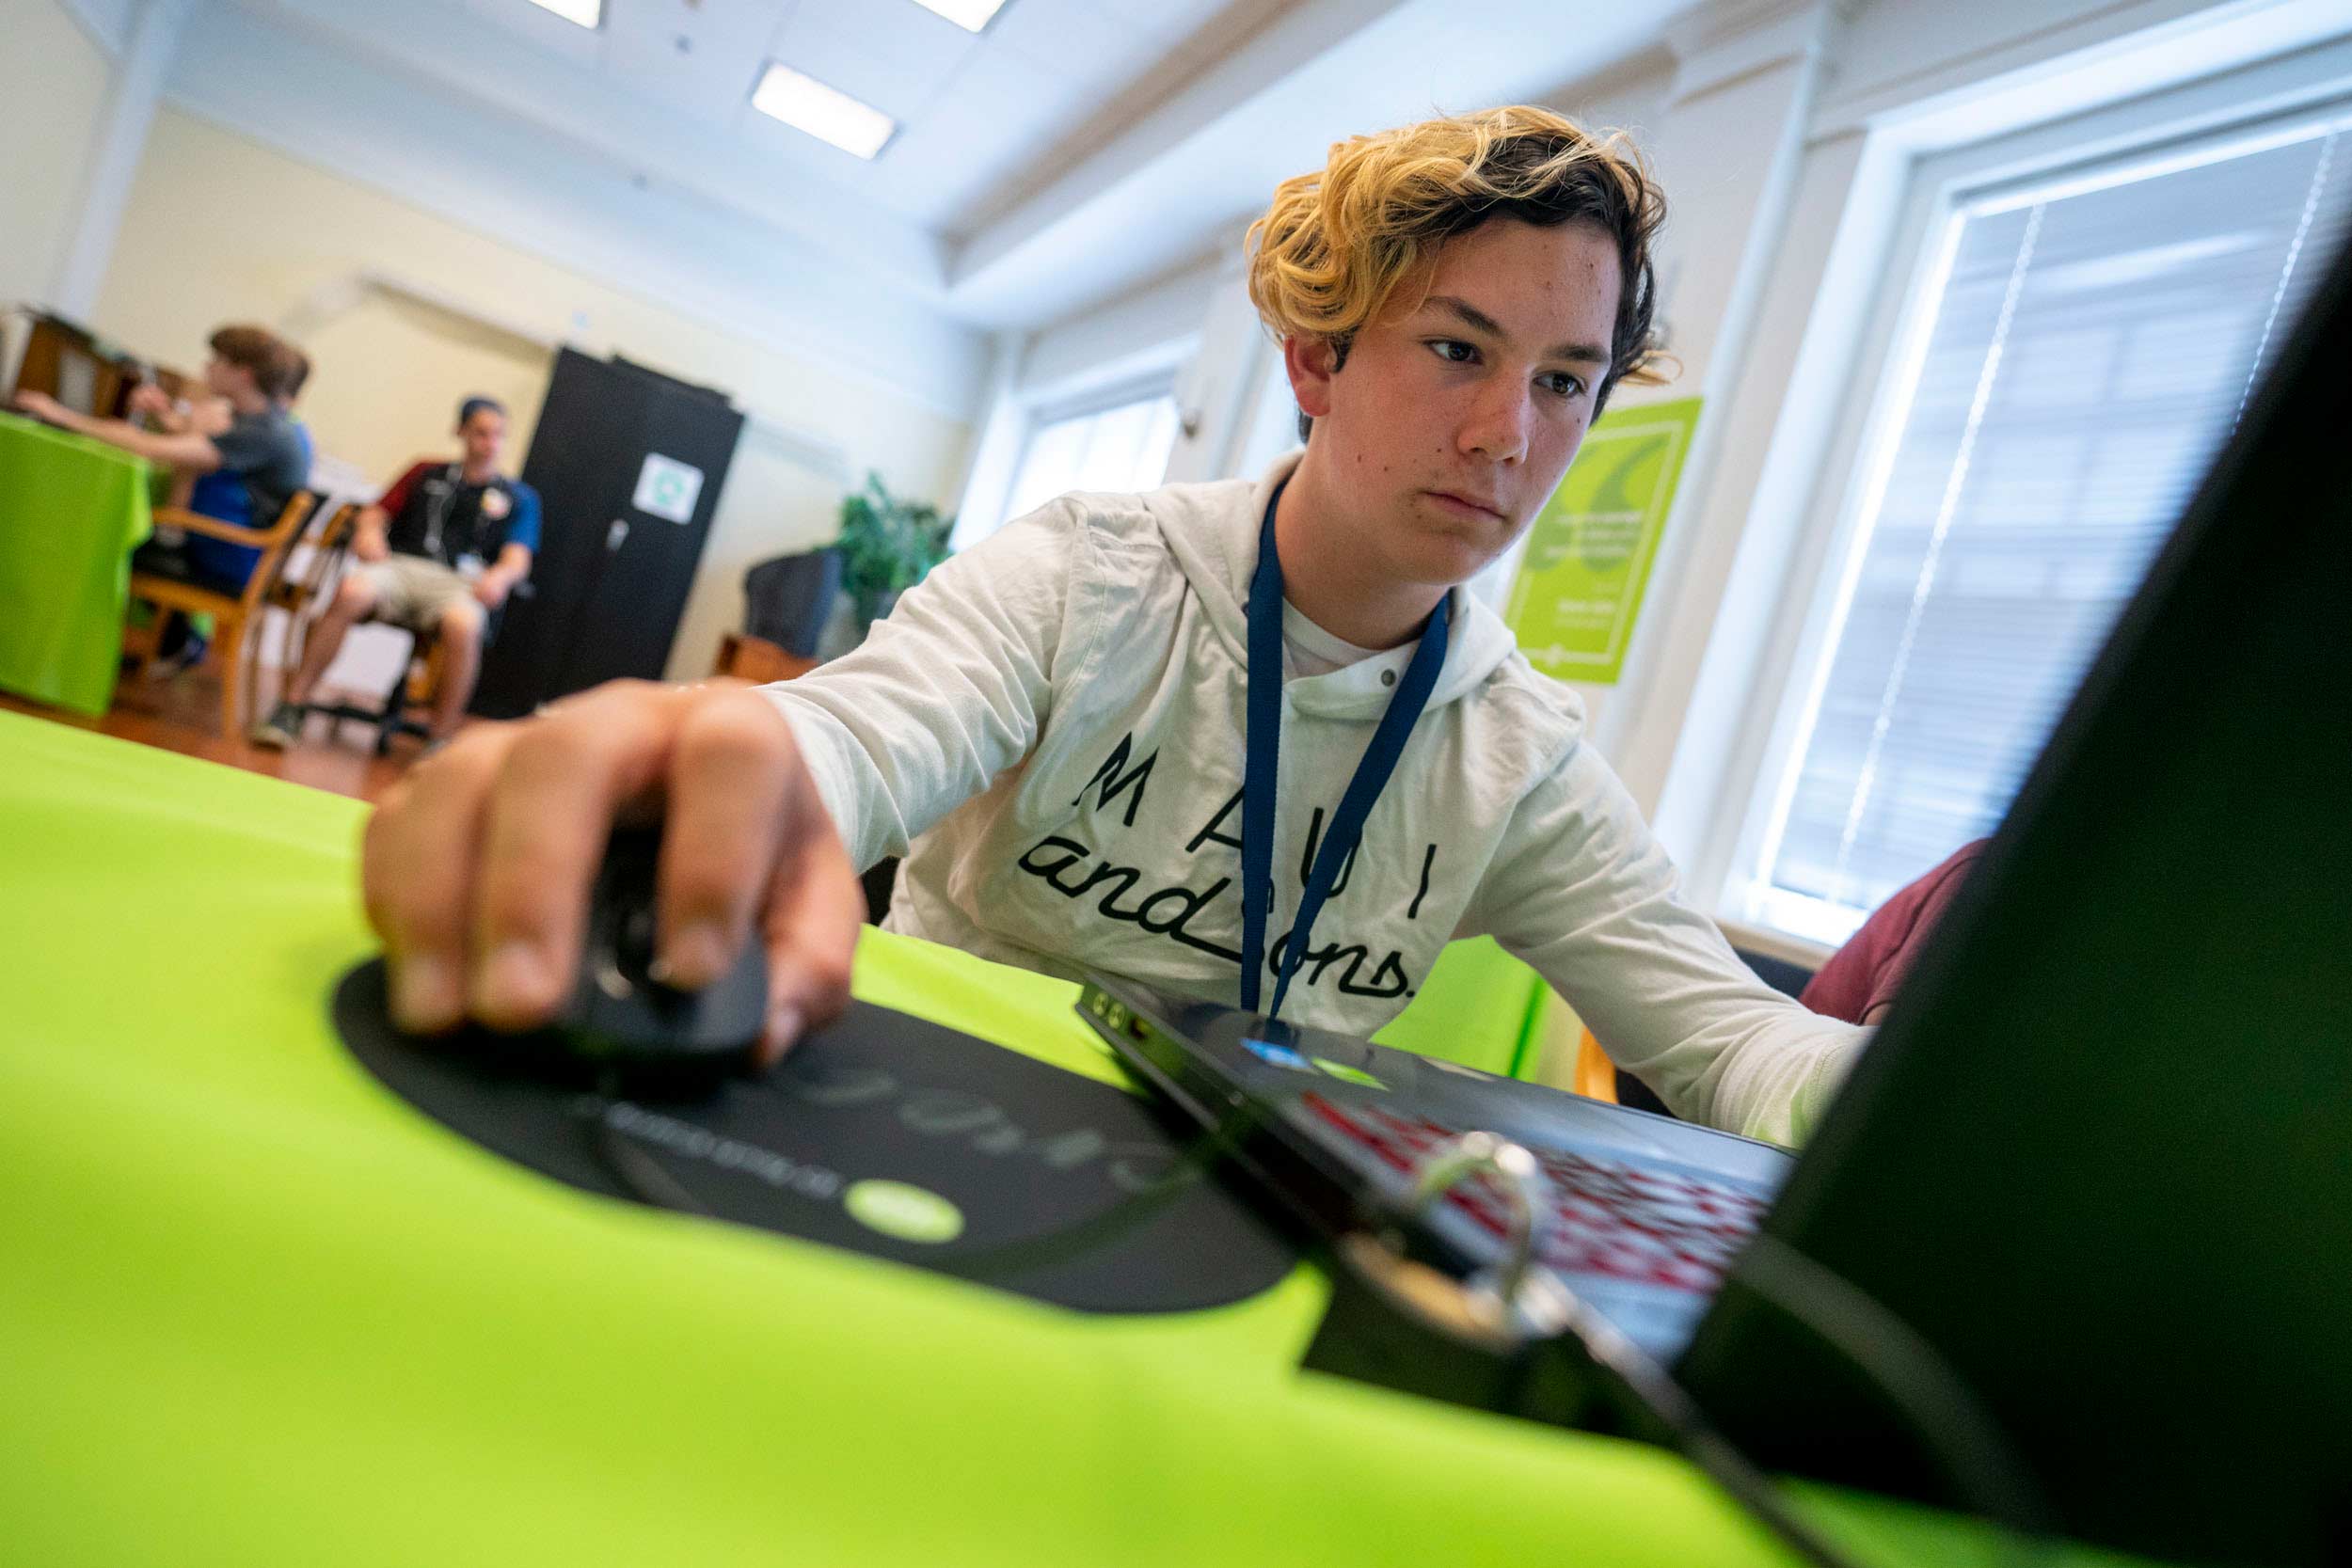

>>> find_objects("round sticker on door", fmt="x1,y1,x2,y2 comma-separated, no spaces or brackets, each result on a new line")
843,1180,965,1244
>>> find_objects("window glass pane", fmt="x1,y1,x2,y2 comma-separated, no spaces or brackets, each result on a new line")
1003,391,1182,523
1752,117,2352,943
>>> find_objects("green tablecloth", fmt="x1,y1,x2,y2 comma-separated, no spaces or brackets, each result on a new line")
0,409,152,715
0,708,2138,1568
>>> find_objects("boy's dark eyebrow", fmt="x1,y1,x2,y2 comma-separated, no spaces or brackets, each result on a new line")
1427,293,1612,366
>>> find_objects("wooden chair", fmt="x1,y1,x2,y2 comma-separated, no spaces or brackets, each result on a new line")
247,499,362,726
712,629,818,685
1572,1028,1620,1102
125,489,323,737
1571,944,1824,1117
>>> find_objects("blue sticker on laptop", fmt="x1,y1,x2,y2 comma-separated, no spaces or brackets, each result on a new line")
1244,1037,1316,1073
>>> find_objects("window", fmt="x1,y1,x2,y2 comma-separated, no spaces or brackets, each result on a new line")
1000,383,1183,526
1734,103,2352,947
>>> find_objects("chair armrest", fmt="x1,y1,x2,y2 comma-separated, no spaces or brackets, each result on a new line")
714,630,817,684
151,506,278,546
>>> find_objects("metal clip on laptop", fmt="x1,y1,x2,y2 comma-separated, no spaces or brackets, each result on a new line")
1343,1132,1872,1568
1337,1131,1576,1353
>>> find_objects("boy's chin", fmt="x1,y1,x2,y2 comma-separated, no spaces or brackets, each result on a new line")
1392,531,1507,591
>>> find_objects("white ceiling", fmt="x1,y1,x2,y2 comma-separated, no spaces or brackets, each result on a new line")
222,0,1691,328
433,0,1297,232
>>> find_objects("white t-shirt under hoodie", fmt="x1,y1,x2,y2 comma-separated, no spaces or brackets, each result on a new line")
761,452,1865,1145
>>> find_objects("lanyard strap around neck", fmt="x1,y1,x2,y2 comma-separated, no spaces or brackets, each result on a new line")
1241,485,1451,1021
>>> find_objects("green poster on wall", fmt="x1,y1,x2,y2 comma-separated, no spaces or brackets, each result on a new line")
1503,394,1700,686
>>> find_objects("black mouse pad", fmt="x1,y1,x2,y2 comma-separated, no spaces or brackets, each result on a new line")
334,960,1298,1313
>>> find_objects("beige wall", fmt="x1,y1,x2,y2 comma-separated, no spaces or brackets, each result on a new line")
92,108,973,680
0,0,112,312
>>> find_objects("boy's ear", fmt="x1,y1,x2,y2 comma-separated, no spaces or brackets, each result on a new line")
1282,335,1341,422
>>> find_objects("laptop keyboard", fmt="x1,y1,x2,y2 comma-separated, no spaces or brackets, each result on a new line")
1302,1095,1772,1295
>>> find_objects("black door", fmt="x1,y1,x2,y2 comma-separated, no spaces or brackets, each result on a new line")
558,359,743,691
471,349,744,719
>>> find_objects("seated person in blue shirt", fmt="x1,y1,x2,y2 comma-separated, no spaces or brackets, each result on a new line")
269,341,315,474
126,336,313,479
16,322,310,647
255,396,540,750
129,335,317,540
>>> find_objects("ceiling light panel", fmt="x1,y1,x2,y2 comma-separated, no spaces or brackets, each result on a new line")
525,0,601,29
908,0,1011,32
752,64,898,160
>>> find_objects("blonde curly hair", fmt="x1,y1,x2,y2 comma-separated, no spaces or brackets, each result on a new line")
1247,106,1667,417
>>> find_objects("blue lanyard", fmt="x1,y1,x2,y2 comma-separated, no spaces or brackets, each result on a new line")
1241,486,1451,1020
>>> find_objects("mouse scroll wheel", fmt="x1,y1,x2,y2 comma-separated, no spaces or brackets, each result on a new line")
596,906,662,1000
620,906,660,975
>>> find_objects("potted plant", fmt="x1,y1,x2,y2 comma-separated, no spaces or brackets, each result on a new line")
834,471,953,632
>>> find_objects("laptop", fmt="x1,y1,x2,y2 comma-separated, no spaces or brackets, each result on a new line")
1078,231,2352,1568
1076,977,1794,1364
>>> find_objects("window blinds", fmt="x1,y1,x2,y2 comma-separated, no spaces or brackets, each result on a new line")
1756,117,2352,944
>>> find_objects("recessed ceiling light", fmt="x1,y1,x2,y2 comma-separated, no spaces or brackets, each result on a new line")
525,0,600,29
908,0,1011,32
751,64,897,160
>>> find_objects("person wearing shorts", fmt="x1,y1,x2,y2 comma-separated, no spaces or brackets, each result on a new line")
255,396,540,749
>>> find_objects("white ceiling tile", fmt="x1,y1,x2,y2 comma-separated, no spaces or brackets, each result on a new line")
459,0,607,67
869,117,1030,214
1085,0,1230,35
923,31,1087,119
767,0,975,119
618,0,797,124
870,39,1083,226
982,0,1161,87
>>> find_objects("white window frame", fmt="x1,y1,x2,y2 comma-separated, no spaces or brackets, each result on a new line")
953,358,1186,550
1712,37,2352,953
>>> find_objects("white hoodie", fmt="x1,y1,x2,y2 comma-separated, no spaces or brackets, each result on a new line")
763,453,1864,1144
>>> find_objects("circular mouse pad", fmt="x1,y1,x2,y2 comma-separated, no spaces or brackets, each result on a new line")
334,959,1298,1313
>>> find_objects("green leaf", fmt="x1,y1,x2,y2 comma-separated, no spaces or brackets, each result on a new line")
833,470,958,626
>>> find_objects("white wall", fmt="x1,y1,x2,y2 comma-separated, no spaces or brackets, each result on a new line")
1020,254,1219,403
48,0,133,54
0,0,114,311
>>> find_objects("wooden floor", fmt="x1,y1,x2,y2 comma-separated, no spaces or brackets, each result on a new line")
1,660,441,806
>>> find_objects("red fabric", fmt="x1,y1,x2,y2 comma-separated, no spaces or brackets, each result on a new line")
373,460,434,517
1800,840,1991,1025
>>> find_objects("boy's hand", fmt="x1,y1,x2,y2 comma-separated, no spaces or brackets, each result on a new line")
360,678,861,1064
352,527,389,563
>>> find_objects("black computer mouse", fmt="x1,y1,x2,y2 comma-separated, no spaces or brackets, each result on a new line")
549,823,770,1088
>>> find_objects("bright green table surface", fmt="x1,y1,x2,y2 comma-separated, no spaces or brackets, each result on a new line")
0,709,2138,1567
0,410,152,716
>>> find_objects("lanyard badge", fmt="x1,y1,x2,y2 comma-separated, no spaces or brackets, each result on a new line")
1239,486,1450,1020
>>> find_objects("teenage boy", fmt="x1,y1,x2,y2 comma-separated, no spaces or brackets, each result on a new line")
17,324,310,673
270,341,316,473
125,336,315,496
254,396,539,749
18,324,306,556
361,107,1863,1145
